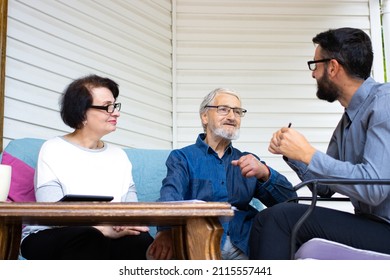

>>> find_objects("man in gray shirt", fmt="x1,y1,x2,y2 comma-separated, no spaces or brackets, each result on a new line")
249,27,390,259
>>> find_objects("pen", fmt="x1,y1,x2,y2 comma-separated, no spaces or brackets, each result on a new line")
283,123,291,161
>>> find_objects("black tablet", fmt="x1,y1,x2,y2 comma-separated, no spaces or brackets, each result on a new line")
58,194,114,202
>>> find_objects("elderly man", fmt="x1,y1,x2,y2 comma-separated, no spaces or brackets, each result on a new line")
148,88,296,260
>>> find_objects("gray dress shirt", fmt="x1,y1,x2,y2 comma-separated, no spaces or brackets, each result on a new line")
287,77,390,222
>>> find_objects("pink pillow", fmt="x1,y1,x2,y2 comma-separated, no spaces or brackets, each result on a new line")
1,151,36,202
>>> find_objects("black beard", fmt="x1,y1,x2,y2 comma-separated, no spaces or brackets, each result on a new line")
316,72,340,103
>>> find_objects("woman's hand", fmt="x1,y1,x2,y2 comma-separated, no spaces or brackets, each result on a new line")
94,225,149,239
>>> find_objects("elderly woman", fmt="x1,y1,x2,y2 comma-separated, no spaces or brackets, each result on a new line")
20,74,153,259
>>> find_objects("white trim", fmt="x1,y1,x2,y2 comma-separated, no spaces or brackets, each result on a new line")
172,0,178,149
383,0,390,82
370,0,385,82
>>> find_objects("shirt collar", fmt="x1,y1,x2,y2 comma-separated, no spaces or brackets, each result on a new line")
196,133,233,155
346,77,376,121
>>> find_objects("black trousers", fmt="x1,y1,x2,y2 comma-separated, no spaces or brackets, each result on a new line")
21,226,154,260
249,202,390,259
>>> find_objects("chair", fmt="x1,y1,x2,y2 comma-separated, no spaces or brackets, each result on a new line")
290,179,390,260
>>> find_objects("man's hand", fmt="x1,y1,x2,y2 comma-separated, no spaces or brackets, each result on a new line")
231,154,270,181
269,126,316,164
147,230,174,260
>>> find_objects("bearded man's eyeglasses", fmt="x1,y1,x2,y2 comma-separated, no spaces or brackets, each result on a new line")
307,58,332,71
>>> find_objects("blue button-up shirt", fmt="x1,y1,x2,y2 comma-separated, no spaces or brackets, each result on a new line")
158,133,296,255
287,78,390,222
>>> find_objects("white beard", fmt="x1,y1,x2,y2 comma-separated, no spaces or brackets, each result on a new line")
212,127,240,140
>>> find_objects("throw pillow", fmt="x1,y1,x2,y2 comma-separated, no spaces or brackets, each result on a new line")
1,151,36,202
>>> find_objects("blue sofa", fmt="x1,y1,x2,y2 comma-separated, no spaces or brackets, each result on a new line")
2,138,170,202
2,138,265,208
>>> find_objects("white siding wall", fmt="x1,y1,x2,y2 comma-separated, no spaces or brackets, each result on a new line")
4,0,382,193
4,0,172,149
174,0,379,187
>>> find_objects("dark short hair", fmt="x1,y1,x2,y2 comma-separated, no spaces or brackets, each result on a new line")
312,27,373,80
60,74,119,129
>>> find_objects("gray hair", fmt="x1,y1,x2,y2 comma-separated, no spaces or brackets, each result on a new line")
199,88,241,132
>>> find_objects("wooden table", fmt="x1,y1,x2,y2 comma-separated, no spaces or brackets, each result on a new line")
0,201,234,260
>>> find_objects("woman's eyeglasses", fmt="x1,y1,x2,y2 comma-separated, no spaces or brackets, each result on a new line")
90,103,121,113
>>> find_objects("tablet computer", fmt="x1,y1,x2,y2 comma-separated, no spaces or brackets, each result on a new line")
58,194,114,202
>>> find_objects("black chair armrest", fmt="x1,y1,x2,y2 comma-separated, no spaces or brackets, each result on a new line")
289,178,390,259
286,196,350,203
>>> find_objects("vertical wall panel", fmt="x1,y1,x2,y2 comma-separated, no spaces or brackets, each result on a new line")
4,0,173,149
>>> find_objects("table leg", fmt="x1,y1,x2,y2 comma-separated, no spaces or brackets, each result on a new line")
184,217,223,260
0,223,22,260
172,226,187,259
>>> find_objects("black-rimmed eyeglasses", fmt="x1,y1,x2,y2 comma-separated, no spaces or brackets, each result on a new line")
90,103,121,113
307,58,332,71
205,105,247,117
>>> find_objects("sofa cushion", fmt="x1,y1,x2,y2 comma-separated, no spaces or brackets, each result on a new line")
2,138,45,168
1,151,36,202
124,148,170,202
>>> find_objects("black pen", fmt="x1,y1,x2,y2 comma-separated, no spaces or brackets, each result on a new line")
283,123,291,161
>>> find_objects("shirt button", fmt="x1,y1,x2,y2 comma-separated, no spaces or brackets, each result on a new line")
221,181,225,185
